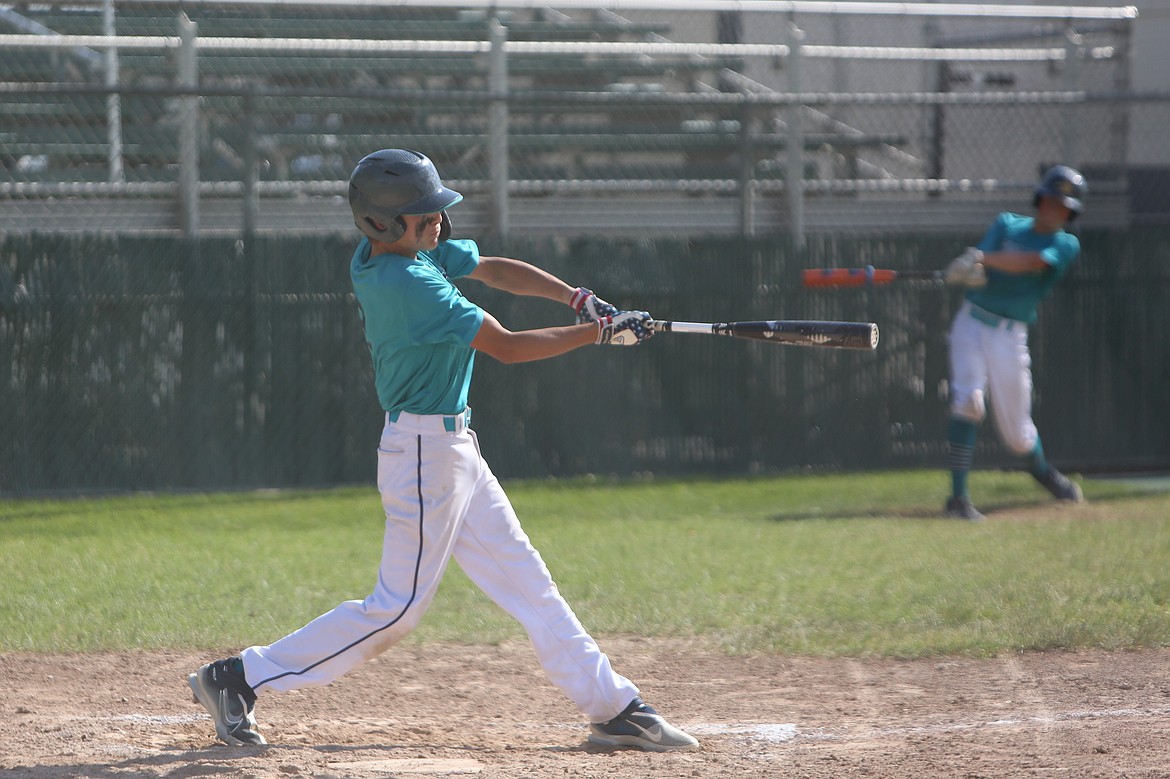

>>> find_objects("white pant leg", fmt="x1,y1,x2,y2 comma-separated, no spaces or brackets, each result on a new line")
242,425,477,692
985,326,1038,456
948,308,989,423
453,434,639,723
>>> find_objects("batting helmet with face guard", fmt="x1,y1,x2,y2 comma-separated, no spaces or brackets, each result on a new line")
348,149,463,242
1033,165,1086,220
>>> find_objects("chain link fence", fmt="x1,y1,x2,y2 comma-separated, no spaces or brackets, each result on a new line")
3,228,1168,495
1,1,1167,494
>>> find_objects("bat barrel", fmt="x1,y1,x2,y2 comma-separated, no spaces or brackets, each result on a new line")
648,319,878,350
727,320,878,350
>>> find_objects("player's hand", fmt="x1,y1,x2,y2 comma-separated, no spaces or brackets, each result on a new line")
944,247,986,288
596,310,654,346
962,261,988,288
569,286,619,324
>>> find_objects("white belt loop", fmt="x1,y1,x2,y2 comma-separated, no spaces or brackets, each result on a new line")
385,408,472,435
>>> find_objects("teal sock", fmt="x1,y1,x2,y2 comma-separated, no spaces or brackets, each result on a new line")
947,418,978,498
1027,439,1049,477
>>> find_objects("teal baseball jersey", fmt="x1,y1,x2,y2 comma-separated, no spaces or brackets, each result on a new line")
350,237,484,415
965,211,1080,324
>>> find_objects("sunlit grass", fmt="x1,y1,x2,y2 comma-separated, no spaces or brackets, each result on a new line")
2,470,1167,657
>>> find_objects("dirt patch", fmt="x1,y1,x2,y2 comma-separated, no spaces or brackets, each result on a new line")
2,640,1169,778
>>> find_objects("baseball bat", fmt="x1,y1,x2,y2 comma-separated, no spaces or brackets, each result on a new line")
802,266,945,288
647,319,878,351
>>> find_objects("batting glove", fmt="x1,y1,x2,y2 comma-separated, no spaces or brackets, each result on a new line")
944,247,987,288
569,286,619,324
596,310,654,346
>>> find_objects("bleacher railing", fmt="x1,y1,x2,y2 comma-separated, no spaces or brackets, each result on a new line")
0,1,1149,243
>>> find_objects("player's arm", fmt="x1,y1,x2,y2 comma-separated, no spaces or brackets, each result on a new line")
466,256,619,323
945,247,1049,285
471,311,595,364
467,256,576,305
980,251,1051,274
471,310,653,364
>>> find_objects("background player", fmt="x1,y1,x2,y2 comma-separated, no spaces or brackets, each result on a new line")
188,149,698,752
942,165,1087,521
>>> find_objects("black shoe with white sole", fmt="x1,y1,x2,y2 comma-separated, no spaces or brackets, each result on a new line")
187,657,266,746
588,697,699,752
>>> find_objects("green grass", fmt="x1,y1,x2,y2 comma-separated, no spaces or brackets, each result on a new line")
2,470,1168,658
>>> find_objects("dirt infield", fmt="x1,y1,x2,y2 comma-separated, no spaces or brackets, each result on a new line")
2,640,1169,778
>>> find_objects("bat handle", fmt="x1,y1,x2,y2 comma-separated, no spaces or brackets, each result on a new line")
647,320,714,335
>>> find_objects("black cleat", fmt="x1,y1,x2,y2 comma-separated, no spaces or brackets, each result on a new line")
187,658,266,746
1033,467,1084,503
944,496,985,522
588,697,699,752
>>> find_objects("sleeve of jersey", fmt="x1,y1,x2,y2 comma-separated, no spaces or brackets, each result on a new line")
1040,233,1081,274
434,239,481,279
401,272,483,347
976,213,1010,252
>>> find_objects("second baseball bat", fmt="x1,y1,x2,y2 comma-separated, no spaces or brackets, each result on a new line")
648,320,878,350
802,266,944,288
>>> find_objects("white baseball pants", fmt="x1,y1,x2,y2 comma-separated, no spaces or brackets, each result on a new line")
240,410,639,723
948,301,1039,456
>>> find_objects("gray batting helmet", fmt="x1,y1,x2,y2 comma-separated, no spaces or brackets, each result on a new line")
1033,165,1086,219
348,149,463,242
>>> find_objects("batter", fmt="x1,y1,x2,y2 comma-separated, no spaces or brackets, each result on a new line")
942,165,1087,521
188,149,698,752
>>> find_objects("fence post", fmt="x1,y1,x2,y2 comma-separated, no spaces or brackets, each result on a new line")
1061,27,1084,167
925,17,947,196
785,22,805,249
178,13,199,236
738,105,756,237
1108,18,1133,180
102,0,123,183
242,92,258,242
489,18,509,238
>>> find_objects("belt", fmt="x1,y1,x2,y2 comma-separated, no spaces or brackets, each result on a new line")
967,303,1025,332
386,407,472,435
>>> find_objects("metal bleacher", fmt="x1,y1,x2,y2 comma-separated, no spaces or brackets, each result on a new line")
0,1,929,236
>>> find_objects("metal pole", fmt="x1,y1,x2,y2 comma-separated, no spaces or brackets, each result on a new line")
488,18,509,237
242,92,258,242
1061,26,1083,166
738,105,756,237
785,22,805,249
102,0,123,182
1108,18,1132,177
925,17,946,195
178,13,199,236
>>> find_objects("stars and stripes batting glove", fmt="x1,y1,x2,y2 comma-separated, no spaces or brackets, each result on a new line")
570,286,619,324
596,310,654,346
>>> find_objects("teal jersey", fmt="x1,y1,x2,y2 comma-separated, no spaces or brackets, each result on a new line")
965,212,1080,324
350,238,484,415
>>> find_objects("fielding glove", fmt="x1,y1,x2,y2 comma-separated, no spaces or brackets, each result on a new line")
596,310,654,346
944,247,987,288
569,286,619,324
